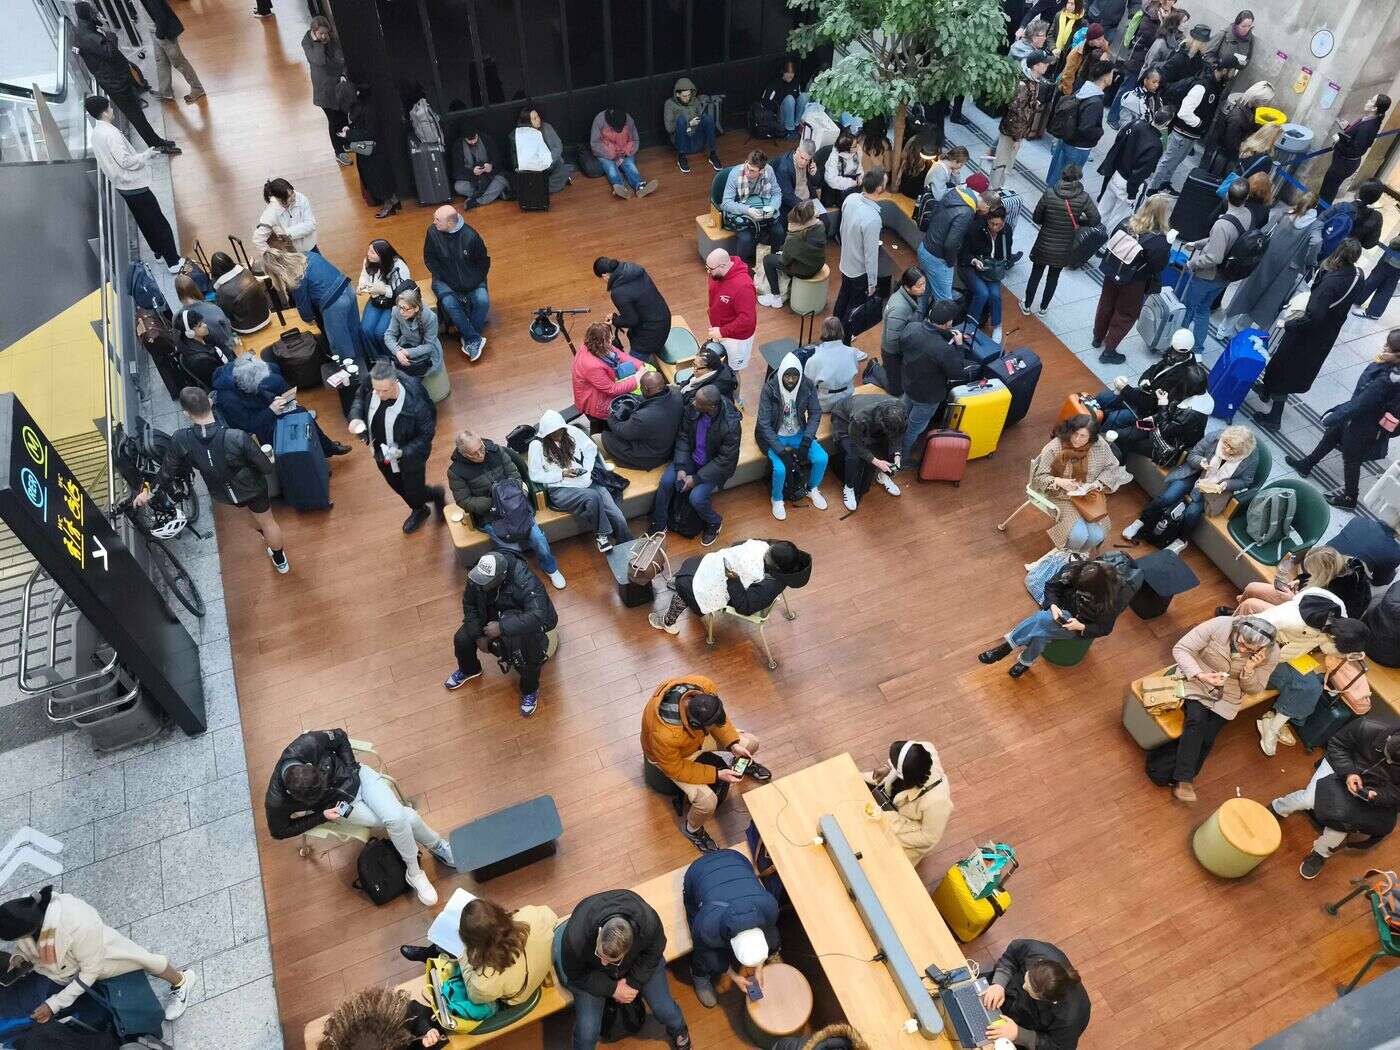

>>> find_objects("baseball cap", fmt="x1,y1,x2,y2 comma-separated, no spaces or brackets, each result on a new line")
468,552,505,586
730,928,769,968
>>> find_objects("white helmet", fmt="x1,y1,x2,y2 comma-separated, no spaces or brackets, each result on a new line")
148,504,187,539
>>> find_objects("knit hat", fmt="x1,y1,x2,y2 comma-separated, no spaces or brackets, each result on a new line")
1085,22,1105,41
928,300,962,325
1190,23,1212,42
964,172,990,193
730,928,769,968
684,692,726,729
468,552,505,586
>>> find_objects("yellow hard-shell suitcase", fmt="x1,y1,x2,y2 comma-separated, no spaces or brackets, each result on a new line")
932,865,1012,943
945,378,1011,460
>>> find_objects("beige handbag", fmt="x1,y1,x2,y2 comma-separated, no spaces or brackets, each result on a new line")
1139,673,1187,711
627,532,670,584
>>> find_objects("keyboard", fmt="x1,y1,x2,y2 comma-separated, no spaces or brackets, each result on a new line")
937,980,996,1049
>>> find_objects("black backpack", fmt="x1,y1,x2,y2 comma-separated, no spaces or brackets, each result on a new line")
506,424,537,455
1046,95,1082,141
1217,214,1268,281
749,99,785,140
489,478,536,544
778,446,808,502
914,189,937,232
352,837,410,905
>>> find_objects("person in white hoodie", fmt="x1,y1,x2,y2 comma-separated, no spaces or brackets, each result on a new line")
253,177,319,253
527,410,632,553
863,740,954,866
85,95,185,274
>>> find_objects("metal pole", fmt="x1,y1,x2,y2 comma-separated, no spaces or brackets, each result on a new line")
96,172,116,511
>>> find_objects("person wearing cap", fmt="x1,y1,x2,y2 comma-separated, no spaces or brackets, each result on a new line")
683,848,780,1008
862,741,954,866
1043,58,1115,191
1150,53,1234,195
640,675,768,852
897,299,969,461
174,306,233,389
446,550,558,717
1272,716,1400,879
349,359,445,534
758,352,828,520
994,48,1054,191
917,176,997,314
452,123,509,207
1152,21,1210,93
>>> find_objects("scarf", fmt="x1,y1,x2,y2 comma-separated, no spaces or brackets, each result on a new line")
1050,441,1090,484
794,161,811,201
734,165,777,204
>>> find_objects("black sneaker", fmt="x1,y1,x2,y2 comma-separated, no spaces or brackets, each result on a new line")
680,823,718,853
1326,491,1358,510
327,441,353,457
978,640,1012,664
745,761,772,783
700,522,722,546
402,507,431,533
1008,662,1031,678
1098,350,1127,364
669,1029,692,1050
708,150,722,171
678,155,691,174
1299,851,1327,879
1284,454,1313,476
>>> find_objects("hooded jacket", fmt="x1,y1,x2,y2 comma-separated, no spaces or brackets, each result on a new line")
898,322,967,405
589,109,638,160
877,740,954,864
211,359,289,445
349,370,437,469
674,397,742,487
1254,587,1347,661
775,218,827,280
663,77,704,141
572,346,645,422
560,891,666,998
1002,62,1048,141
683,849,781,979
1031,176,1100,267
1098,117,1165,199
528,410,598,488
757,352,822,455
601,386,682,469
447,439,527,527
880,286,921,388
640,674,741,784
459,551,557,663
265,728,361,840
71,12,129,89
708,259,758,340
213,265,272,334
1316,717,1400,836
607,262,672,358
922,186,980,265
832,393,905,464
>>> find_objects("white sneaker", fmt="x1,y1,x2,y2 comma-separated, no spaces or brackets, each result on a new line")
876,473,901,496
648,612,680,635
991,325,1002,343
1257,717,1279,757
1165,538,1187,555
405,865,438,906
548,569,567,589
168,257,187,275
429,838,455,867
809,488,827,510
842,486,857,510
267,547,290,574
771,499,787,520
759,294,785,309
1121,519,1142,541
164,970,194,1020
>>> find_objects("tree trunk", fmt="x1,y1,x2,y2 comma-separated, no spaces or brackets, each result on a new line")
891,101,908,193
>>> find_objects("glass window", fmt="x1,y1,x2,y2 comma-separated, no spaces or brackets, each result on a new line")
472,0,525,104
375,0,438,103
422,0,479,109
564,0,605,88
691,0,723,66
762,3,797,57
610,0,647,81
651,0,686,74
520,0,568,95
728,1,760,60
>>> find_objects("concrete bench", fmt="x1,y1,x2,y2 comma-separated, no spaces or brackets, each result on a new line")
302,843,750,1047
446,796,562,883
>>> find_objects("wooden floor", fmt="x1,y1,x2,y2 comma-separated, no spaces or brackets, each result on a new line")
167,4,1392,1046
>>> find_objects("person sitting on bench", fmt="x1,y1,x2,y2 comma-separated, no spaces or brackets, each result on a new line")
757,351,828,520
1121,425,1259,552
1224,580,1350,661
862,740,954,866
265,728,454,905
602,370,683,470
1218,546,1365,621
641,676,770,852
554,889,691,1050
649,539,811,636
680,343,739,407
445,551,558,718
528,409,633,554
1272,717,1400,879
1257,618,1372,756
652,385,742,546
683,848,780,1008
979,939,1091,1050
315,986,449,1048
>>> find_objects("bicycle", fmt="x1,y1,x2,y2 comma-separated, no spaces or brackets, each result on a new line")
110,492,206,621
112,421,202,535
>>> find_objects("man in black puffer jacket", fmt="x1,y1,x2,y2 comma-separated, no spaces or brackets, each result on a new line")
71,1,179,152
1363,579,1400,666
595,257,672,361
603,371,683,469
446,551,558,717
349,359,443,534
653,386,743,544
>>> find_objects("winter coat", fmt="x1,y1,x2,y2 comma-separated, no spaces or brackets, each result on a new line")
572,348,645,422
683,363,739,406
880,287,922,374
136,0,182,40
265,728,361,839
157,421,273,506
683,849,781,979
640,675,740,784
1223,211,1321,329
899,322,966,405
559,891,666,998
254,191,319,254
674,398,742,487
213,265,271,334
1031,177,1100,267
1331,517,1400,587
589,110,638,160
774,151,821,214
70,17,129,89
184,300,234,350
1001,68,1047,141
922,186,980,266
607,262,672,359
1055,83,1107,148
663,77,704,143
1205,26,1254,76
1172,615,1280,719
177,336,230,390
602,387,683,469
458,551,557,665
1167,73,1226,140
211,360,289,445
877,744,954,864
1087,0,1126,32
462,905,559,1006
290,250,353,323
1042,554,1139,639
423,219,491,293
991,940,1092,1050
301,31,347,110
1165,433,1260,495
1363,579,1400,666
1322,361,1400,461
446,440,527,527
1098,117,1164,199
349,370,437,469
1155,46,1202,93
756,359,821,455
776,220,827,280
384,304,444,375
832,393,904,463
1315,717,1399,837
1204,98,1262,164
708,260,758,340
959,216,1014,272
1260,266,1365,396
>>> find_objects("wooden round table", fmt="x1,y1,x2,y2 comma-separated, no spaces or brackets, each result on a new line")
742,962,813,1048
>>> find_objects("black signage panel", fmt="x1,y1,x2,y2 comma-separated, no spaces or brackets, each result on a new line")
0,395,205,733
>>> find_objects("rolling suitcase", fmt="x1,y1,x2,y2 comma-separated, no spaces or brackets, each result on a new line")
945,378,1011,460
266,328,324,389
918,429,972,484
1362,460,1400,525
514,169,550,212
931,866,1012,943
1135,278,1188,353
1056,392,1106,426
1170,166,1224,242
1208,328,1268,422
410,140,451,206
273,410,332,511
984,347,1041,426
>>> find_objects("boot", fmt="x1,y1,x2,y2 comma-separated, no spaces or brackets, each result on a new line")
1256,711,1288,757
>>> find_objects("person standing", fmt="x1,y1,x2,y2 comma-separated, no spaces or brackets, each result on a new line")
424,205,491,361
1109,0,1177,126
594,257,672,362
261,247,365,367
1044,59,1114,190
1319,94,1392,206
1204,9,1256,82
879,268,925,397
1178,179,1251,353
70,3,179,154
136,0,204,104
85,96,185,274
898,300,969,459
348,360,445,533
253,178,318,253
705,250,758,385
1092,193,1173,364
993,49,1053,190
1150,61,1233,192
833,169,887,329
1024,164,1100,316
919,178,992,315
302,15,352,165
683,849,780,1008
1220,192,1322,339
1095,105,1171,238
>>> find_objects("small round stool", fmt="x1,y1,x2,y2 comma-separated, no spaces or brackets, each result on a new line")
1042,636,1092,667
1192,797,1281,878
742,963,812,1048
422,365,451,402
642,757,683,799
789,264,830,317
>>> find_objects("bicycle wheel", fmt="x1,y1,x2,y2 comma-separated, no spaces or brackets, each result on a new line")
146,537,206,618
179,481,201,529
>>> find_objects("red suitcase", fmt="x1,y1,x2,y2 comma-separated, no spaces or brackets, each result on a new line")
918,429,972,484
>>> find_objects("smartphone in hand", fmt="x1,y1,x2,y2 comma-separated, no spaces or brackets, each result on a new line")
746,979,764,1002
731,757,751,777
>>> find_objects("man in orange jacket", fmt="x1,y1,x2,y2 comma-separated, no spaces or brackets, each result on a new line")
640,675,769,852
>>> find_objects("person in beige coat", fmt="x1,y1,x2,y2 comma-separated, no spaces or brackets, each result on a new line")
399,896,559,1007
0,886,191,1022
1031,416,1131,552
864,740,953,866
1166,616,1280,802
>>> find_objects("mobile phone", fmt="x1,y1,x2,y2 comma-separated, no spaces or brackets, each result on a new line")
731,757,751,777
746,979,764,1002
0,954,32,987
334,801,353,818
1055,614,1071,626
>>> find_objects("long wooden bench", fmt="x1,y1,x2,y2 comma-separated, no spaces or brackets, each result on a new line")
872,191,921,253
303,842,751,1047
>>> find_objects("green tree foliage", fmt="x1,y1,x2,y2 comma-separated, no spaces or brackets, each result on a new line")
788,0,1017,186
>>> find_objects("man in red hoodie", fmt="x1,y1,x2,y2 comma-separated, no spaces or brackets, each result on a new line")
705,250,758,405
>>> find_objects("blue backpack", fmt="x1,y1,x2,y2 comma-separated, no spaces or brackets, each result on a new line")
489,479,535,544
1318,203,1356,260
127,260,169,317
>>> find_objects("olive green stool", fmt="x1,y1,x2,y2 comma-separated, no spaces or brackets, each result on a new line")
1042,636,1092,666
1192,797,1281,878
742,963,812,1048
422,365,451,402
789,264,831,318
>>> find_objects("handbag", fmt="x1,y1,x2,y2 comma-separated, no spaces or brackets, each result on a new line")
844,293,885,339
977,258,1012,282
1070,489,1109,521
1139,673,1187,711
627,532,670,584
1065,199,1109,270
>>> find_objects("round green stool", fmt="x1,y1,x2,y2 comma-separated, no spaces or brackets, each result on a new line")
788,264,830,318
1192,797,1281,878
422,365,451,402
1042,636,1092,666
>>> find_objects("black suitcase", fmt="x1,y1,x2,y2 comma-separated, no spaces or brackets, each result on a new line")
514,169,550,212
1297,695,1357,752
410,140,451,206
265,328,324,388
983,347,1041,427
273,410,332,511
1170,166,1224,243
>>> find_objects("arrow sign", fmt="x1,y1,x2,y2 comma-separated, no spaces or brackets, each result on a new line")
0,827,64,889
91,535,107,570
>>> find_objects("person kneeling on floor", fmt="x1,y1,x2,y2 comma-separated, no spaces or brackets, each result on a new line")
446,551,558,717
863,740,953,866
683,848,780,1008
649,538,811,635
980,939,1091,1050
1272,717,1400,879
757,351,828,520
641,676,769,852
265,727,454,905
831,391,907,511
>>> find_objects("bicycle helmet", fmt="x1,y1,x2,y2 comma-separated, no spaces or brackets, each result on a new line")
148,504,187,539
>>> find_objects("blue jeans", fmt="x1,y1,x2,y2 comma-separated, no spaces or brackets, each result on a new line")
674,113,717,156
431,277,490,343
917,243,954,317
779,92,809,134
0,971,120,1039
1144,476,1206,534
1045,141,1091,192
655,464,720,530
1181,273,1225,352
1268,663,1325,722
901,396,941,460
766,433,828,500
481,521,559,575
965,271,1003,328
598,155,643,190
1092,390,1141,433
1008,609,1078,666
321,288,367,368
553,924,687,1050
360,301,392,358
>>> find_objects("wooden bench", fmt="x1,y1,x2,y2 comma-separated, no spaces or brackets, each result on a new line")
695,211,737,261
1121,668,1284,751
872,192,921,252
302,843,751,1048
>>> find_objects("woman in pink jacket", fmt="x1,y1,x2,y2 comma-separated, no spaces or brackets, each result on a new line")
572,322,645,430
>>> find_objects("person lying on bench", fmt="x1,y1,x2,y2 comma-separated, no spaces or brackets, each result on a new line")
1121,426,1258,552
1218,546,1371,621
1223,578,1352,662
683,848,780,1008
400,896,560,1008
1272,717,1400,879
862,740,953,866
649,539,811,635
980,939,1091,1050
641,676,769,852
554,889,691,1050
315,986,449,1048
265,728,455,905
1256,618,1372,756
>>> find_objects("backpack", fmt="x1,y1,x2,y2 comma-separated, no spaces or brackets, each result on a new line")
1217,214,1269,281
409,98,443,145
748,99,784,140
914,189,937,232
1241,489,1298,557
1140,495,1192,547
127,260,168,317
1099,227,1147,284
353,837,410,905
599,998,646,1041
489,478,535,544
505,424,537,456
1047,95,1082,141
778,446,808,502
1319,203,1356,257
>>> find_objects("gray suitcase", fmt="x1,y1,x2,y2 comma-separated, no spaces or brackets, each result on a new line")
410,140,451,206
1136,270,1189,352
